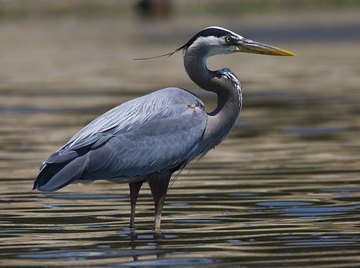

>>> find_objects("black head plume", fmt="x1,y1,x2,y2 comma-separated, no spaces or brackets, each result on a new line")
134,44,187,60
134,26,234,60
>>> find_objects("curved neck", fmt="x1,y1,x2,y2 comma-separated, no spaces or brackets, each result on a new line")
184,47,243,146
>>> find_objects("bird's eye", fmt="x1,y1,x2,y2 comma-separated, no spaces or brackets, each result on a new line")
225,36,232,43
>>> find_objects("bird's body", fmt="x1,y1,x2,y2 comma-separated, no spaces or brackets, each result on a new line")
36,87,209,188
34,26,294,231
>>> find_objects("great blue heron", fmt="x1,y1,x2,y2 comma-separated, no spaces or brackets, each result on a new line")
34,26,294,231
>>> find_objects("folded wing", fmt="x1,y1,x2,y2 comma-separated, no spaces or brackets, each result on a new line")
34,88,207,191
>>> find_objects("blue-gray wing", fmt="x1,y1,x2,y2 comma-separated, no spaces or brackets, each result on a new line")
34,88,207,191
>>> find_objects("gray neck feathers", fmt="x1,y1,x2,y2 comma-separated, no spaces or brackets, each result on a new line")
184,43,243,149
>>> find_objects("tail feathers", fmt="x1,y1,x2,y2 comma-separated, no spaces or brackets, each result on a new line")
33,156,86,192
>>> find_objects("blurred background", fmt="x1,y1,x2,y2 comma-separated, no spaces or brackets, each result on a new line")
1,1,360,267
1,0,359,94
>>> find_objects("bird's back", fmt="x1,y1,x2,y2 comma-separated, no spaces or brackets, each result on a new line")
34,88,207,192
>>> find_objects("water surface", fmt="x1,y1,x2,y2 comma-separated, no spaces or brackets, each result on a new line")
1,17,360,267
1,86,359,267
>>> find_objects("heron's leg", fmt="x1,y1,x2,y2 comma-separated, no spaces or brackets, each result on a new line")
129,181,143,228
148,173,171,232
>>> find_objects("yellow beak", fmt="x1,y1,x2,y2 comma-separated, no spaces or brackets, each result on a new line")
235,38,295,56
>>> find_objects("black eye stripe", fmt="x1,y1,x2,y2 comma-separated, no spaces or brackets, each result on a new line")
185,27,237,48
225,35,238,45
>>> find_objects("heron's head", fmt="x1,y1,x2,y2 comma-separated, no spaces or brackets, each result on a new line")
183,26,295,57
134,26,294,61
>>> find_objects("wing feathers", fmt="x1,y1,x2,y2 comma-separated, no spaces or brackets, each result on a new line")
34,156,87,191
34,88,207,192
